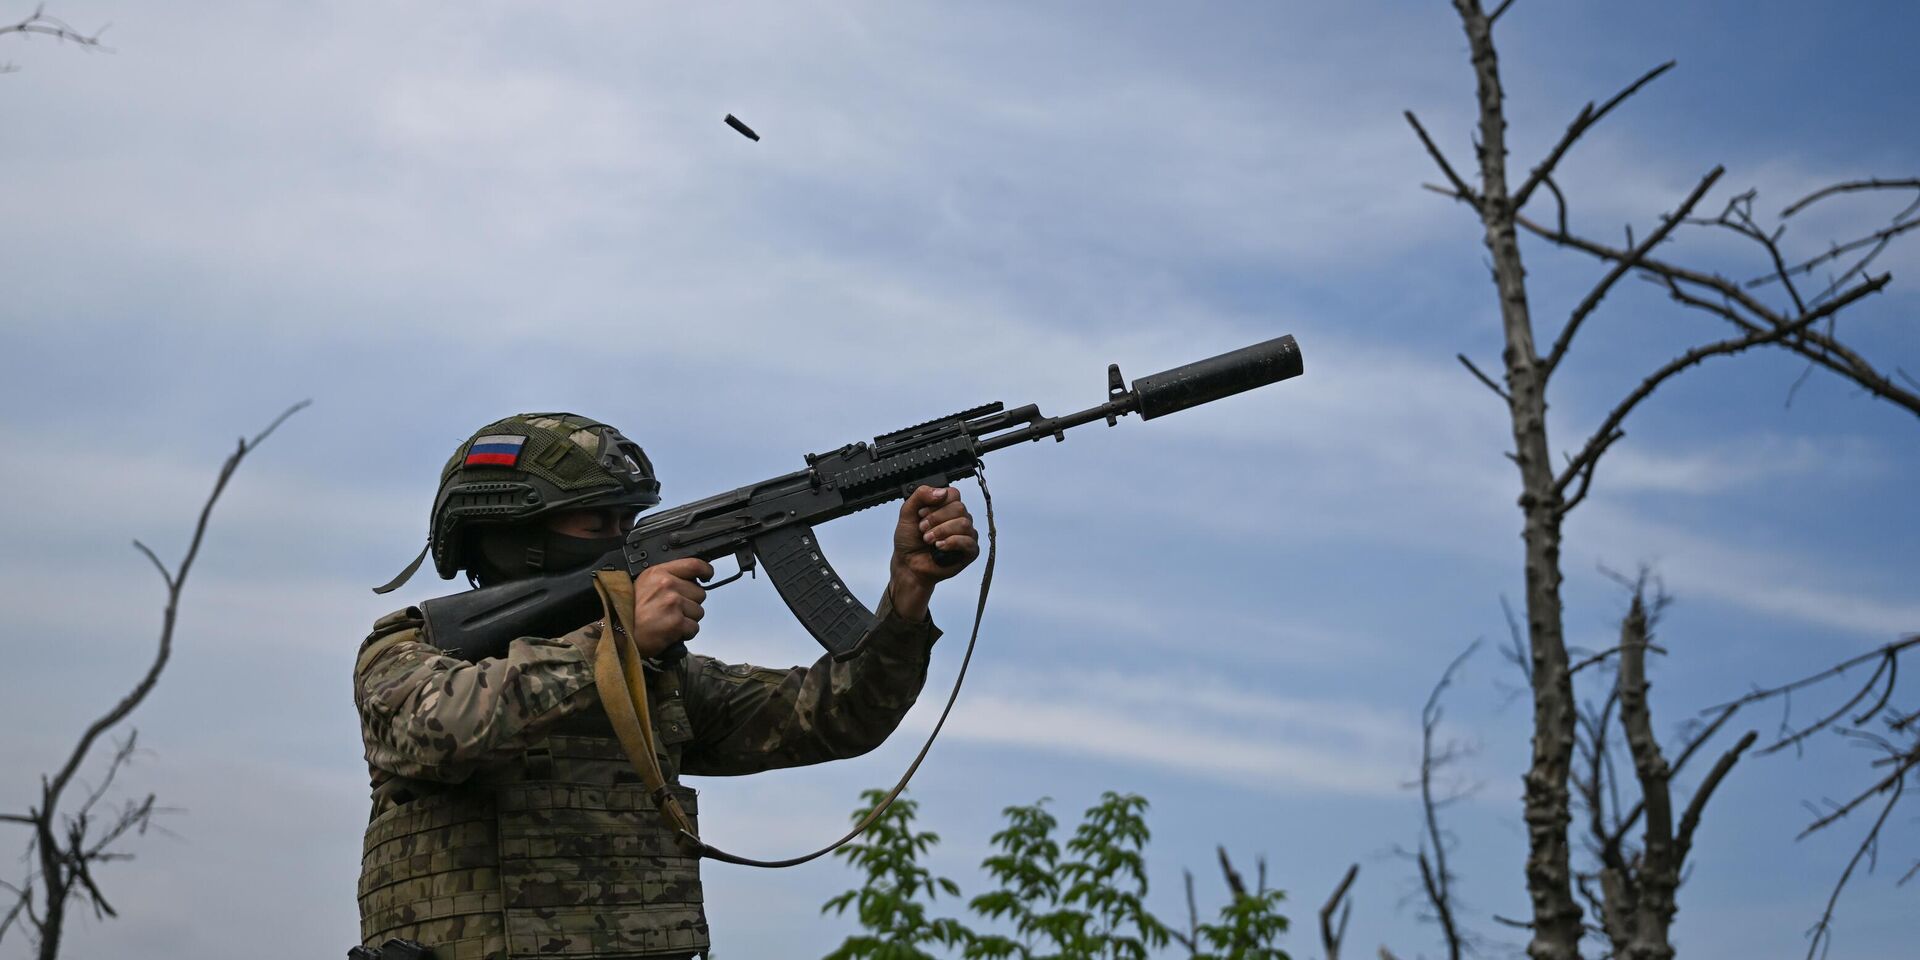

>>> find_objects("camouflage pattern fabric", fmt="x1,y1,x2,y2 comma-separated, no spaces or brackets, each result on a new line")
354,592,939,958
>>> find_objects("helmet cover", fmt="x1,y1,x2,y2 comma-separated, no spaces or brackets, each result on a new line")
429,412,660,581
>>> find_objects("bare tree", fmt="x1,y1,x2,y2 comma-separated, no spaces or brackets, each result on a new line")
1392,643,1481,960
1567,570,1917,960
0,403,304,960
1403,2,1919,958
1563,574,1757,960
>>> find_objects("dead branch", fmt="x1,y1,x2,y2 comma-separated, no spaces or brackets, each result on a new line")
1217,845,1248,899
1458,352,1512,404
1542,167,1723,377
1415,642,1479,960
1580,582,1759,960
1516,212,1920,421
1781,178,1920,219
1499,594,1530,684
0,402,305,959
1513,61,1676,214
1681,634,1920,955
1321,863,1359,960
1404,110,1480,209
1551,272,1890,513
1171,868,1200,958
0,4,104,45
1803,777,1905,960
1675,730,1758,864
1701,637,1920,728
0,4,107,71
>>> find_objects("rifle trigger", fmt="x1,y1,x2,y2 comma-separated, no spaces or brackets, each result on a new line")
702,547,757,591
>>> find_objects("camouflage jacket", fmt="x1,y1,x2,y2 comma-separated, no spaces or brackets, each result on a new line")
353,587,940,958
354,587,942,792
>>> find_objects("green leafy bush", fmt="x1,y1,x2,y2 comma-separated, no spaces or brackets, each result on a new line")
822,789,1288,960
822,789,974,960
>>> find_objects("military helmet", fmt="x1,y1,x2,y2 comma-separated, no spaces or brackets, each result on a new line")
428,412,660,581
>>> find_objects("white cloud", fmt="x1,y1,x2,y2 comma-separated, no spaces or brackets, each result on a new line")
917,671,1414,798
1570,503,1920,639
1599,433,1884,495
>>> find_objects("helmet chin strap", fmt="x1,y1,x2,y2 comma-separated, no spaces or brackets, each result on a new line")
371,542,431,595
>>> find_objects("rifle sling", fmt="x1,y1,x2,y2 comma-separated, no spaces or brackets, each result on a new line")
590,465,998,868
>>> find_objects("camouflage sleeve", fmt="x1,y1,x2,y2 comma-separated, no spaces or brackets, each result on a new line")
354,607,605,783
679,587,942,776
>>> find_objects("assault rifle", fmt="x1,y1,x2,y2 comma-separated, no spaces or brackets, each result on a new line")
421,335,1303,662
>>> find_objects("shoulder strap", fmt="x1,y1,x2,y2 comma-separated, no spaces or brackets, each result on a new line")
590,569,701,846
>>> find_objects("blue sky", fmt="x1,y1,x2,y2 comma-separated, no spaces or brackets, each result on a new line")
1,2,1916,958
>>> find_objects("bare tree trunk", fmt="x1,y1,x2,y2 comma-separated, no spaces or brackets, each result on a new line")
1612,595,1675,960
1446,3,1584,956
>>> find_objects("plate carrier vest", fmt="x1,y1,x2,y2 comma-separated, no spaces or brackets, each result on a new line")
358,643,708,960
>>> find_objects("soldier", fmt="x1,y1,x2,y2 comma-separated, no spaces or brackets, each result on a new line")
353,413,978,960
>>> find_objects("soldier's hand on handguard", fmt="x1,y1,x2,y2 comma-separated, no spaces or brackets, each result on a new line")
631,557,711,656
888,485,980,620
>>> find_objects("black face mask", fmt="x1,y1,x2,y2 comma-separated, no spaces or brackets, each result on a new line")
538,530,624,573
471,527,623,586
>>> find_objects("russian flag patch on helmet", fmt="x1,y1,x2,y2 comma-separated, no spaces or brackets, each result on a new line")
465,434,526,467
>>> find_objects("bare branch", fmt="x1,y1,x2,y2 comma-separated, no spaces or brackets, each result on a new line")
1702,637,1920,720
46,401,306,805
1782,178,1920,218
1804,777,1905,960
1539,174,1570,236
1757,656,1891,757
1797,748,1918,841
1570,642,1668,677
1675,729,1758,862
1217,845,1247,899
1171,868,1199,956
129,540,171,590
1556,428,1622,517
1553,272,1891,506
1320,863,1360,960
1499,594,1530,684
0,881,28,942
1543,166,1724,377
1417,642,1478,960
1457,352,1511,403
1512,61,1676,213
1405,111,1480,208
1519,212,1920,420
1416,852,1463,960
1749,220,1920,295
0,6,107,50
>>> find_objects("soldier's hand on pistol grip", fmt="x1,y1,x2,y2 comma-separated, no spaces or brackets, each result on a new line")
630,557,712,656
891,485,980,588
